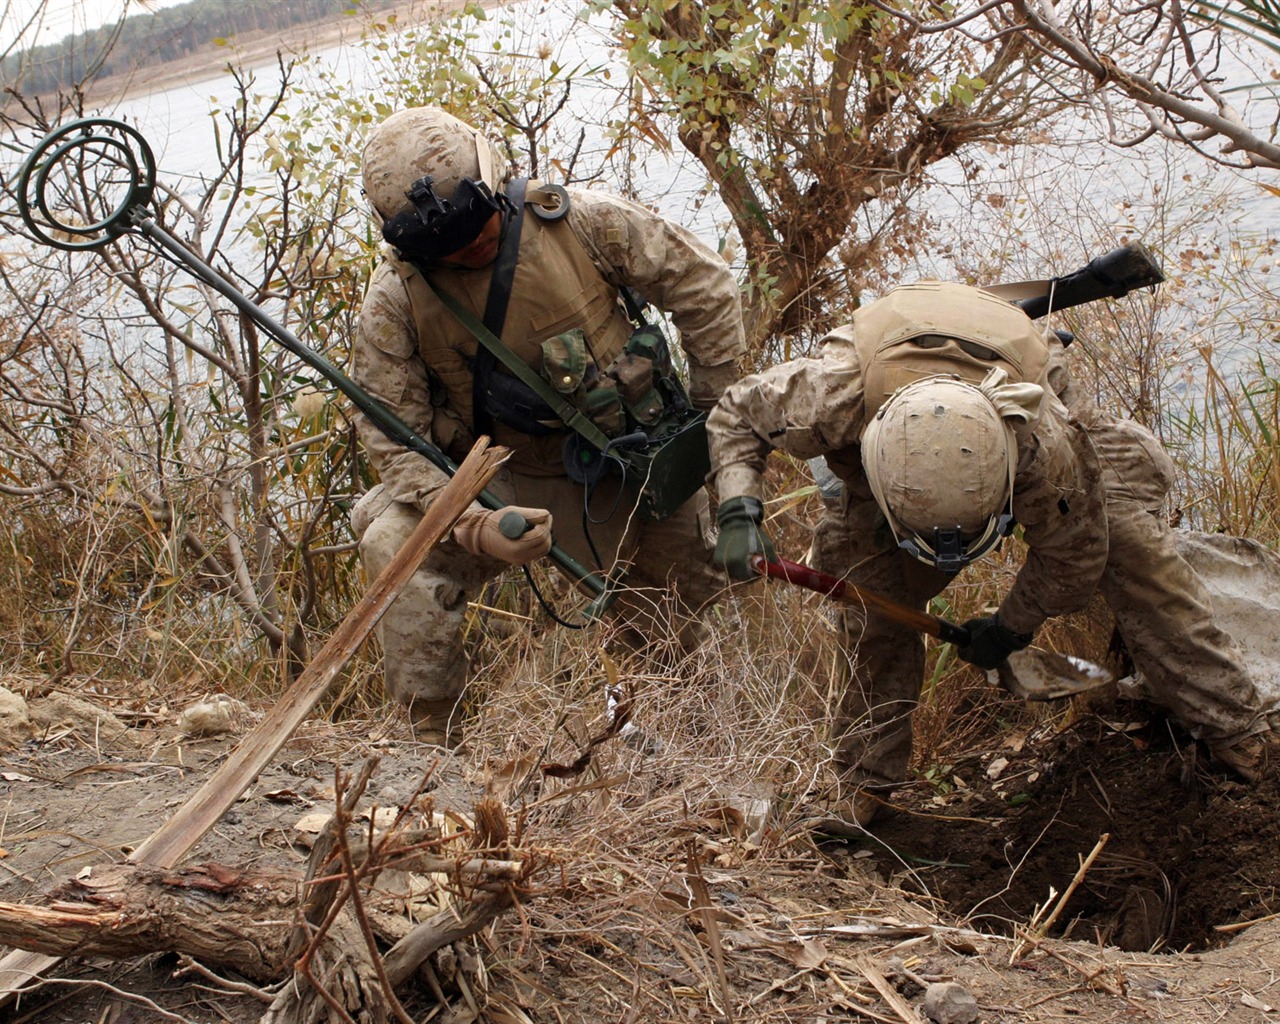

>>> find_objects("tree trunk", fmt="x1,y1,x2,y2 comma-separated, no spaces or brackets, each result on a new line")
0,858,524,1024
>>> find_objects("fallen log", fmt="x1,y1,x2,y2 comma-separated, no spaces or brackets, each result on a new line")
0,864,295,983
0,859,521,991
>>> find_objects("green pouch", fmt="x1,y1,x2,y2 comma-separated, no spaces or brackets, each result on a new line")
583,370,626,437
625,324,674,378
542,329,589,395
609,352,664,426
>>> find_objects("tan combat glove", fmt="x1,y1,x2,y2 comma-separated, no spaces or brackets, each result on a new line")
451,506,553,565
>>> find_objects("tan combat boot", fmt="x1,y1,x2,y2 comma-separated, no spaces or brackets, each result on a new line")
1209,731,1279,783
407,698,463,750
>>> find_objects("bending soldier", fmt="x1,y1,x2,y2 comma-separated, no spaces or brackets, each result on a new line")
352,107,744,747
707,281,1276,835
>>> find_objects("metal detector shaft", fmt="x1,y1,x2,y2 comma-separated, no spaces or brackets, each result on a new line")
130,213,615,613
751,554,970,645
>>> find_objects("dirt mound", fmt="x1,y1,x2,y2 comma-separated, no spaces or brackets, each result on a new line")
860,704,1280,952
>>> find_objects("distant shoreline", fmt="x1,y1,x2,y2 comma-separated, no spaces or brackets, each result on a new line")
84,0,495,106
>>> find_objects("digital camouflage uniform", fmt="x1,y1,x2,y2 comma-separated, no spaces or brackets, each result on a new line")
708,283,1266,790
353,185,744,740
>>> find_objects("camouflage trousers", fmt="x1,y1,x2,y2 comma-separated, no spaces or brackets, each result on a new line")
815,414,1266,789
352,468,722,726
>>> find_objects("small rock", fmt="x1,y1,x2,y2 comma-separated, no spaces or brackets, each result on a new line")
31,692,132,745
0,687,33,747
924,981,979,1024
178,695,251,737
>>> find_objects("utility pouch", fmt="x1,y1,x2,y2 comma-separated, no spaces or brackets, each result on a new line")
542,329,626,437
542,329,589,394
582,368,625,436
482,371,559,436
610,352,663,425
625,324,674,375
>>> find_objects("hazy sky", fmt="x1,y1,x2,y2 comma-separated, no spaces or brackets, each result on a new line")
1,0,189,52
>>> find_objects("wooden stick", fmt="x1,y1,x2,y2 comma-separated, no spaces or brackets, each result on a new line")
383,891,515,987
1010,832,1110,962
853,956,920,1024
1214,910,1280,933
0,438,509,1000
686,842,734,1021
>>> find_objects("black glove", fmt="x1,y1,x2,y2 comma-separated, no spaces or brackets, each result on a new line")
713,496,776,582
957,614,1034,669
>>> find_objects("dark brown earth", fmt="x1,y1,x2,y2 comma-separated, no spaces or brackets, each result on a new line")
859,702,1280,954
2,688,1278,1023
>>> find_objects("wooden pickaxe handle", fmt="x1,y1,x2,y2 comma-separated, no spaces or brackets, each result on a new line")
751,555,971,646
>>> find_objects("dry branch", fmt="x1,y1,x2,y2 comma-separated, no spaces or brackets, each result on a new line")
132,437,512,869
383,891,517,987
0,864,298,982
1011,832,1111,962
0,850,529,987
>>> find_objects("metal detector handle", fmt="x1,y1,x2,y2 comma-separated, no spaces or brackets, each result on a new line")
499,511,530,539
750,554,972,646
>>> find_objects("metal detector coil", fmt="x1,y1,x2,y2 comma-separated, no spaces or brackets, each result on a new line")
17,118,156,252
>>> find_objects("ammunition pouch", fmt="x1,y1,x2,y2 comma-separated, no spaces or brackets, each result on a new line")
546,324,706,521
541,329,626,437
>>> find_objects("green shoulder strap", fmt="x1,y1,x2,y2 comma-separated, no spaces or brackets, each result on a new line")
425,281,616,453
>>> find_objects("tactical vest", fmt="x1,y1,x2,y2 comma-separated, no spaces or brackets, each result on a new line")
390,189,634,475
824,282,1051,482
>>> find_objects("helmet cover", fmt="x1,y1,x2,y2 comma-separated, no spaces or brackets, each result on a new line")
862,374,1017,573
361,106,506,221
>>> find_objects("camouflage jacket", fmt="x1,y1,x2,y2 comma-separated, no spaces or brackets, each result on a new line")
707,322,1109,635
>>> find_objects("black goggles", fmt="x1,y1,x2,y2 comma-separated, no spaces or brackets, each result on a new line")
380,175,505,262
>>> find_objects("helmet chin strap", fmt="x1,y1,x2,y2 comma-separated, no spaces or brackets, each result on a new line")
896,510,1015,576
474,125,496,190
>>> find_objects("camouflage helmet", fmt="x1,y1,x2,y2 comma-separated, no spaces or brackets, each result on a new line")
361,107,507,221
862,374,1018,574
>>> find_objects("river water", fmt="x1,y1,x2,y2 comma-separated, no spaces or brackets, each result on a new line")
10,1,1279,399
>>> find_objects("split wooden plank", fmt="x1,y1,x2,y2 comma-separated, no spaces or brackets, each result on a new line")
0,437,510,1000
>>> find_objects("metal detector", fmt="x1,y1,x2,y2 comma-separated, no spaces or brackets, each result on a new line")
15,117,618,618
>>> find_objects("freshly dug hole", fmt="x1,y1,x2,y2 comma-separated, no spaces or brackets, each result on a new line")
847,709,1280,953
